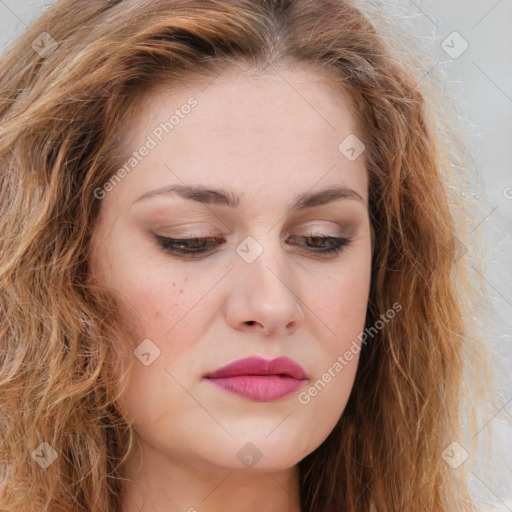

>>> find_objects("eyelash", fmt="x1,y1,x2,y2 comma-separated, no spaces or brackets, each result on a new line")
153,233,352,259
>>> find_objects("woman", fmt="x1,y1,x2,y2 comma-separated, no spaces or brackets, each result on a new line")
0,0,497,511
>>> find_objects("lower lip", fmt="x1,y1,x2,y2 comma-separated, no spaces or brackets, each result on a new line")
205,375,306,402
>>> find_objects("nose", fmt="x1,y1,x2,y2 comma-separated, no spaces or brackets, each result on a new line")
224,239,305,338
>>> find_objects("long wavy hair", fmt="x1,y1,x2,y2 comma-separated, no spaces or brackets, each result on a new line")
0,0,498,511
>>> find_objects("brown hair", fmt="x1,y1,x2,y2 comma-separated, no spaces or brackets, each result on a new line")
0,0,498,510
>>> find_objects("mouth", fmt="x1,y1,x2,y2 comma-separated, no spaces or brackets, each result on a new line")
204,356,308,402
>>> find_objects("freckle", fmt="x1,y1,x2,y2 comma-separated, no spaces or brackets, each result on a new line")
172,282,176,287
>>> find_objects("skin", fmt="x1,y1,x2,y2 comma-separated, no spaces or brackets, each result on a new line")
89,64,372,512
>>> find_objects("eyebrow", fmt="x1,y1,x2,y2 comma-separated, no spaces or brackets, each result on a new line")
132,183,364,210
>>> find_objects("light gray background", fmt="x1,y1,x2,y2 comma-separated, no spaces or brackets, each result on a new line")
1,0,510,510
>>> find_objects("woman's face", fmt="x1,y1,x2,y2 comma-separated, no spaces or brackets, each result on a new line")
90,66,372,475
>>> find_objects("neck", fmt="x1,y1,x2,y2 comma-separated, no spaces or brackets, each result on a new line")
119,440,303,512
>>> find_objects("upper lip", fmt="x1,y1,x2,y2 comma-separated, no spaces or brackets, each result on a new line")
205,356,307,380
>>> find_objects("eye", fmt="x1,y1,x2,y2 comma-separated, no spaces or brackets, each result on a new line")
153,233,353,259
285,235,352,256
154,234,224,258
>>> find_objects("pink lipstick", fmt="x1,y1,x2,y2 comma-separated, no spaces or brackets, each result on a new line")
204,356,308,402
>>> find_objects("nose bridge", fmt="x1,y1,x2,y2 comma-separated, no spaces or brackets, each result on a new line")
237,231,291,294
248,238,289,289
232,231,304,329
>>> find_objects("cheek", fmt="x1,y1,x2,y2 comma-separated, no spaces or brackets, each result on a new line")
297,267,369,426
104,255,233,395
310,255,371,349
100,243,193,338
110,267,205,423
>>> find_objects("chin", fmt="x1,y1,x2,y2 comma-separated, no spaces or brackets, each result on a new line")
196,435,312,473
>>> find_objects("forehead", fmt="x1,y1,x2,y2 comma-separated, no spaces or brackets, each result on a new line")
112,65,367,208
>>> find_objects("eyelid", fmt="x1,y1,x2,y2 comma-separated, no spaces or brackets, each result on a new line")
155,219,352,237
154,225,226,238
297,219,354,234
